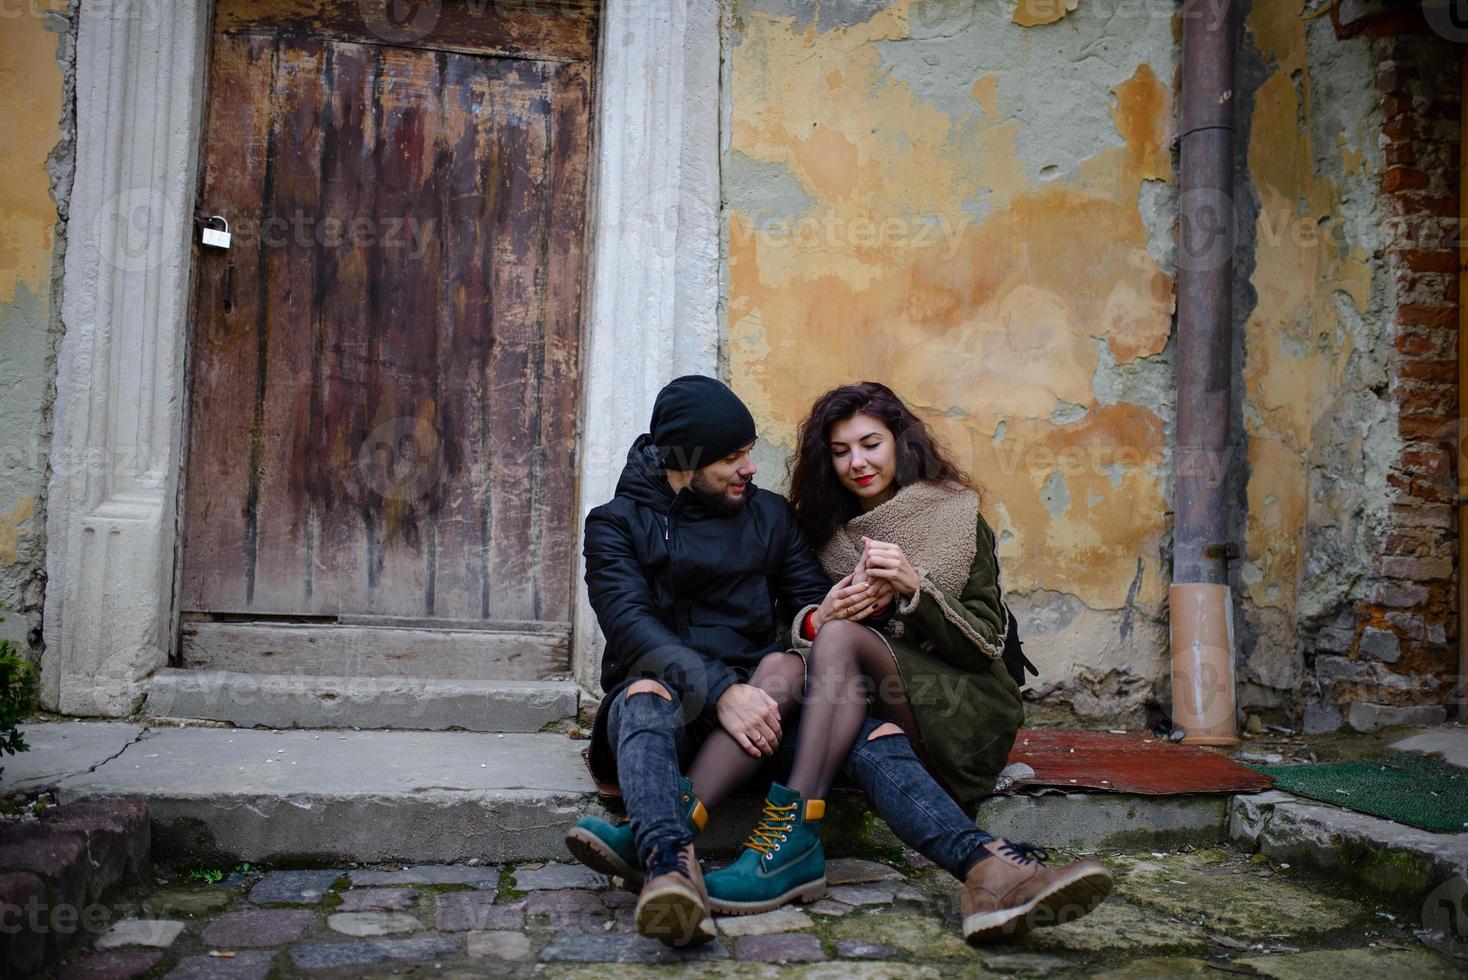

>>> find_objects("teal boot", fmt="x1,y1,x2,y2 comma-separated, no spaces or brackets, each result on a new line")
705,782,827,914
565,778,708,887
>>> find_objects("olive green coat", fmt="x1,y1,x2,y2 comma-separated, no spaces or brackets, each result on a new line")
808,482,1024,816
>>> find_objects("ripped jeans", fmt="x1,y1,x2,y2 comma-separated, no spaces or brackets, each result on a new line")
840,716,994,880
607,687,993,880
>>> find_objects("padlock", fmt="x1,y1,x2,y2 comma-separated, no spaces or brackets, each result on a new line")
201,215,232,250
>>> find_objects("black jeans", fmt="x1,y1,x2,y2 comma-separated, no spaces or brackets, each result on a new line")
608,690,990,879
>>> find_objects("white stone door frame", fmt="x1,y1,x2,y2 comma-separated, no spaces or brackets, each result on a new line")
42,0,723,715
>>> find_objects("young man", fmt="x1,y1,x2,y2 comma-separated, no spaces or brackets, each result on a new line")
567,375,837,946
567,376,1113,947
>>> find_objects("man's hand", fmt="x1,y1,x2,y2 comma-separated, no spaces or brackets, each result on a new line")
812,573,887,631
716,683,782,758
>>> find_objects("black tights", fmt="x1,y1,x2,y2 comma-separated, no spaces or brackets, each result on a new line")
787,619,922,800
685,651,806,809
685,621,920,807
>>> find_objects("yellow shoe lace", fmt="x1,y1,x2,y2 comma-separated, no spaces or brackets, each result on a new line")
742,800,798,857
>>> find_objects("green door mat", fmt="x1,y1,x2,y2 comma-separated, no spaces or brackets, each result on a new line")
1251,753,1468,834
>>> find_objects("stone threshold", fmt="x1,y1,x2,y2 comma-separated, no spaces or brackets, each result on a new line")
1230,790,1468,917
9,722,1239,869
145,669,580,733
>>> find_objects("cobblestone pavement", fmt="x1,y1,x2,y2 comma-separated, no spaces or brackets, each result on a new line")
48,847,1467,978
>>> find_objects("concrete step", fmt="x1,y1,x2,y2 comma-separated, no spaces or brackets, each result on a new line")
144,669,579,733
1225,726,1468,929
10,722,1241,868
1230,790,1468,924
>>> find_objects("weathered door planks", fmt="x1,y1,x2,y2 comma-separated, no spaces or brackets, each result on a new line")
178,1,596,676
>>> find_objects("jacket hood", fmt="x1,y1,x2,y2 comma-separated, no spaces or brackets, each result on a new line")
613,434,677,510
613,433,760,516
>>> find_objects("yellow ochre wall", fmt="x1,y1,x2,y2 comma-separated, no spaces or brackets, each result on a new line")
725,0,1180,717
1234,2,1386,707
723,0,1431,724
0,1,68,654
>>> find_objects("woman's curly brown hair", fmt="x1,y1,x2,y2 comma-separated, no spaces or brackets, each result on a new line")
787,381,978,548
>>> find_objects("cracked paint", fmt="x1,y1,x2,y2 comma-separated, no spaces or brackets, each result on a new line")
726,0,1177,718
0,496,36,566
1236,2,1387,700
1012,0,1081,29
0,1,66,650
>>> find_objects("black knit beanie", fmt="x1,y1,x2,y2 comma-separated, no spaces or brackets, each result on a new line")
650,375,757,471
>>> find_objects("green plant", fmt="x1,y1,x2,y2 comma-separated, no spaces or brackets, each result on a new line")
187,862,252,885
0,639,39,779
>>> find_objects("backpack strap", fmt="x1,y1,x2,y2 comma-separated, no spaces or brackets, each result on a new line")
989,524,1038,689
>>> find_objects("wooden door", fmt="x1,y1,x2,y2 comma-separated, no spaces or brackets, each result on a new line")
176,1,597,679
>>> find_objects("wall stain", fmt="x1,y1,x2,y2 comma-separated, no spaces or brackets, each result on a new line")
728,0,1174,627
0,0,66,649
1012,0,1080,29
0,497,36,567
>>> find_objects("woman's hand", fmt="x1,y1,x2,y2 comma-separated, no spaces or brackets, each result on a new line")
812,573,886,630
857,543,895,614
861,536,921,597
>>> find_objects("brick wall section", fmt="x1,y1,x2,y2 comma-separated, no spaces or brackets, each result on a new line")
1352,35,1460,716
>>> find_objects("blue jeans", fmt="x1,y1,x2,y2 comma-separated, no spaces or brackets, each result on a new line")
608,693,991,879
606,683,800,863
840,716,994,880
605,689,693,866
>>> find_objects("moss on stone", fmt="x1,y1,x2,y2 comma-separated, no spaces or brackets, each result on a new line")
1116,851,1363,938
1096,816,1228,852
498,864,527,902
1332,842,1433,903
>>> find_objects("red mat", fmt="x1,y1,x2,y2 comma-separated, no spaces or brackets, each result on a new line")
1006,729,1274,795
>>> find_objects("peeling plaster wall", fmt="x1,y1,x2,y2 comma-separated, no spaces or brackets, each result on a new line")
0,1,72,662
1235,4,1460,730
4,0,1453,726
723,0,1181,723
1233,2,1391,717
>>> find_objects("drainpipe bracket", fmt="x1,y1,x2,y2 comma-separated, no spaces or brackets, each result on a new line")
1202,542,1240,561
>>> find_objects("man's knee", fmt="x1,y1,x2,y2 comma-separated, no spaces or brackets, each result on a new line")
868,722,904,741
846,718,915,771
626,678,672,700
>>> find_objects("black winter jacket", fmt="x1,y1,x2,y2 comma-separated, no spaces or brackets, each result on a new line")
584,435,832,782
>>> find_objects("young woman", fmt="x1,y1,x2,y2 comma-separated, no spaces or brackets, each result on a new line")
704,382,1113,943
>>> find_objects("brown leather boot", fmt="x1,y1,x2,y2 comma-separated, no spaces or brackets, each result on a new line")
634,841,716,947
961,840,1112,944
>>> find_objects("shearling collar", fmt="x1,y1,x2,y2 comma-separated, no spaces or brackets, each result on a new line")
817,480,979,597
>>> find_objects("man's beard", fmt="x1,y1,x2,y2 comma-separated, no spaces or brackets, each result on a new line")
689,471,748,516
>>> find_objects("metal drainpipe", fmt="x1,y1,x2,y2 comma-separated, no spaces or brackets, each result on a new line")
1457,45,1467,722
1170,0,1240,746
